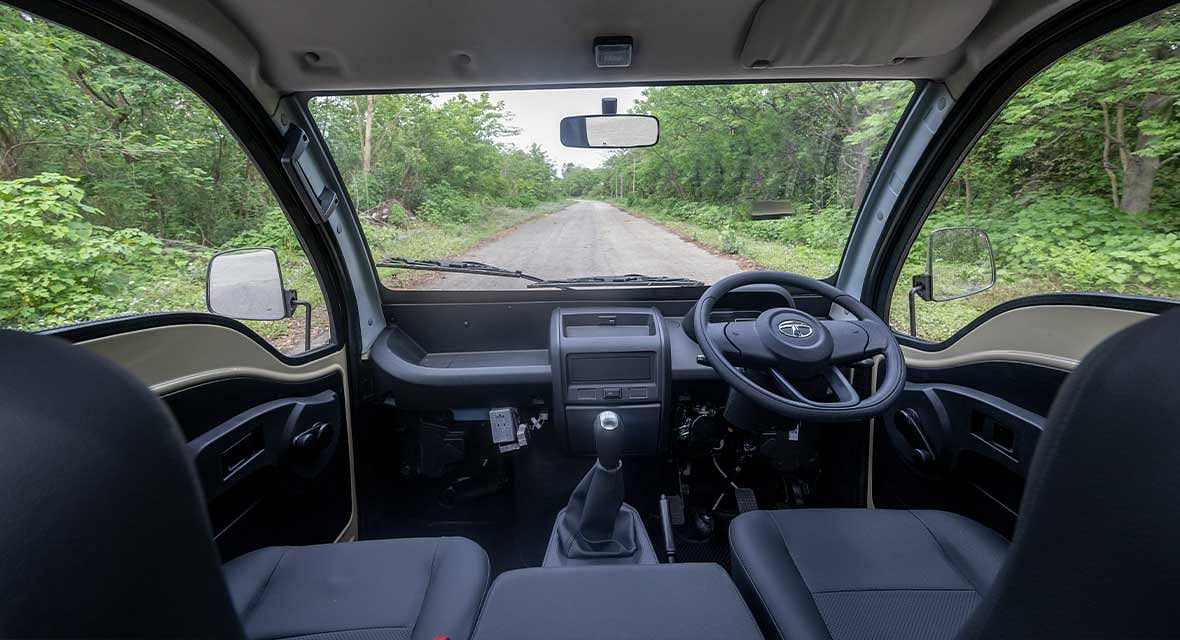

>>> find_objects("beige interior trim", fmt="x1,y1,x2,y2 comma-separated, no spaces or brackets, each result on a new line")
78,323,358,543
865,357,880,509
903,304,1154,371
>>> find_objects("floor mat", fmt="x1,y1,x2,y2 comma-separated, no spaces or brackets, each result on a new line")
672,532,732,571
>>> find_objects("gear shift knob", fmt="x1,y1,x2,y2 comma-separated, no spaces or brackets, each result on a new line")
594,411,623,469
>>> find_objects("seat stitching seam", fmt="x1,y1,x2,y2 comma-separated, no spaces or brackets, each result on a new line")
409,540,441,637
766,514,835,640
244,548,288,621
812,587,977,594
908,511,983,594
767,514,812,594
468,546,491,639
709,563,764,633
731,538,790,640
259,624,411,640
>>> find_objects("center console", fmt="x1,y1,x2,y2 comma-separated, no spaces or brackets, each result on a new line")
549,307,670,456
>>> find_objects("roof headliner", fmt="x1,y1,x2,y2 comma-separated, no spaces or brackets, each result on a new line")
125,0,1081,111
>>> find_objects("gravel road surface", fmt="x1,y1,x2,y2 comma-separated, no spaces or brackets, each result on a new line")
421,200,742,289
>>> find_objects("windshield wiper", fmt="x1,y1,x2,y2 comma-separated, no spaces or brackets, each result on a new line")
377,259,702,289
377,257,548,283
527,274,704,288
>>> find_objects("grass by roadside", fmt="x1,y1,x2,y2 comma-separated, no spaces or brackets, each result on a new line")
73,200,571,356
612,200,842,278
263,199,570,353
368,200,571,288
613,199,1056,343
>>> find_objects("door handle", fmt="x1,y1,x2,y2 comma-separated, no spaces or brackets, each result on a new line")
292,421,333,454
895,408,936,467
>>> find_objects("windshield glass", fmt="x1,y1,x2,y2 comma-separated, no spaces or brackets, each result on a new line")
309,83,913,290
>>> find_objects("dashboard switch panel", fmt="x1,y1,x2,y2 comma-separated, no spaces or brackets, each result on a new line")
550,307,671,455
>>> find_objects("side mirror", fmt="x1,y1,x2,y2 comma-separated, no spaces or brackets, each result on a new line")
907,227,996,336
560,114,659,148
207,248,312,350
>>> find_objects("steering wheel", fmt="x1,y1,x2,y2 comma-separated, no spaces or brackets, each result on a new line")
690,271,905,422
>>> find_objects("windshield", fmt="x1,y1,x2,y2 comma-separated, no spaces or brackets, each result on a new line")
309,83,913,290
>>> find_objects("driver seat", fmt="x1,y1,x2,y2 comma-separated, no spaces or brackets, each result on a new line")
730,308,1180,640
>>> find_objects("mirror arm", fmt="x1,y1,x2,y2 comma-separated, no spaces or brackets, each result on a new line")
908,274,931,337
291,300,312,352
284,288,312,352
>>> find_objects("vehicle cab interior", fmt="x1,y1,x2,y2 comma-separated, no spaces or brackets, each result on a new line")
2,1,1178,639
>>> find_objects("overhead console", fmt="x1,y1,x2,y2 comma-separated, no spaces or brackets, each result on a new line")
550,308,670,456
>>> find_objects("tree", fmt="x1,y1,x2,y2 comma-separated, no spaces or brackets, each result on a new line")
990,8,1180,213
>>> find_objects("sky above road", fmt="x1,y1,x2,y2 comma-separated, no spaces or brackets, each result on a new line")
432,87,647,173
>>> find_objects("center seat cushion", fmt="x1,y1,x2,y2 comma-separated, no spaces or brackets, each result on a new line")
729,509,1007,640
472,564,763,640
224,537,489,640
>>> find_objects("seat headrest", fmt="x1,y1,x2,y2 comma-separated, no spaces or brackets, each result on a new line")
961,308,1180,638
0,330,243,638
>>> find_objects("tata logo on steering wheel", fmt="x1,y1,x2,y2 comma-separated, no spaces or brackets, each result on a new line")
777,319,814,339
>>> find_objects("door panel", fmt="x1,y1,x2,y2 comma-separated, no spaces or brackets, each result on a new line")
57,317,356,561
875,383,1045,536
876,299,1174,536
172,375,349,561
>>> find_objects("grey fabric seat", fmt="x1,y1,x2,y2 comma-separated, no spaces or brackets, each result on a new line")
225,538,489,640
730,509,1006,640
472,564,764,640
0,330,489,640
729,308,1180,640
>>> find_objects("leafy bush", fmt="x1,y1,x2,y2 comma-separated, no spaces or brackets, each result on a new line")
920,192,1180,296
224,208,301,253
719,223,744,255
385,201,411,227
0,173,196,327
418,183,484,224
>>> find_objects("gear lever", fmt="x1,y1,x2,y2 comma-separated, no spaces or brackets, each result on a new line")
594,410,623,470
543,409,657,565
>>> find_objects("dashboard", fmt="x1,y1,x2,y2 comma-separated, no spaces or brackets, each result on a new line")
368,287,821,454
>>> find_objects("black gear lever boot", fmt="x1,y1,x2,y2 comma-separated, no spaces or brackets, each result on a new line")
544,412,658,565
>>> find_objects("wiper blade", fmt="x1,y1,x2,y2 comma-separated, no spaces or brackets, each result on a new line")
527,274,704,289
376,257,546,283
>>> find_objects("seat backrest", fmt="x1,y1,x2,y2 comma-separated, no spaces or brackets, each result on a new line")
959,308,1180,638
0,330,244,638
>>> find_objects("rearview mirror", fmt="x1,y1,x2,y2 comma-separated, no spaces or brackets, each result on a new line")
906,227,996,337
560,114,659,148
206,248,293,321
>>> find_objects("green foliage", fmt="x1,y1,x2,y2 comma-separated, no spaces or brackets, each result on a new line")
225,208,301,253
309,95,556,214
907,192,1180,296
719,222,744,255
418,183,484,224
0,173,204,327
2,0,1177,351
561,82,913,211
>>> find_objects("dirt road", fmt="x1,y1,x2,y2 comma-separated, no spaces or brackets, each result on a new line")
422,200,743,289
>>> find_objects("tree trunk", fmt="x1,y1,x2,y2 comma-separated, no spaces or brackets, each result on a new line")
963,177,972,216
1120,153,1161,213
0,125,18,180
850,137,872,211
362,95,376,175
1118,93,1171,214
1100,102,1120,209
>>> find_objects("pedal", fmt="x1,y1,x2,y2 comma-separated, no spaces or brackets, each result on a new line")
734,487,759,513
665,494,686,525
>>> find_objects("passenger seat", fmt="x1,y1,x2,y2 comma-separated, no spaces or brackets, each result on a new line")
224,538,488,640
0,330,488,640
